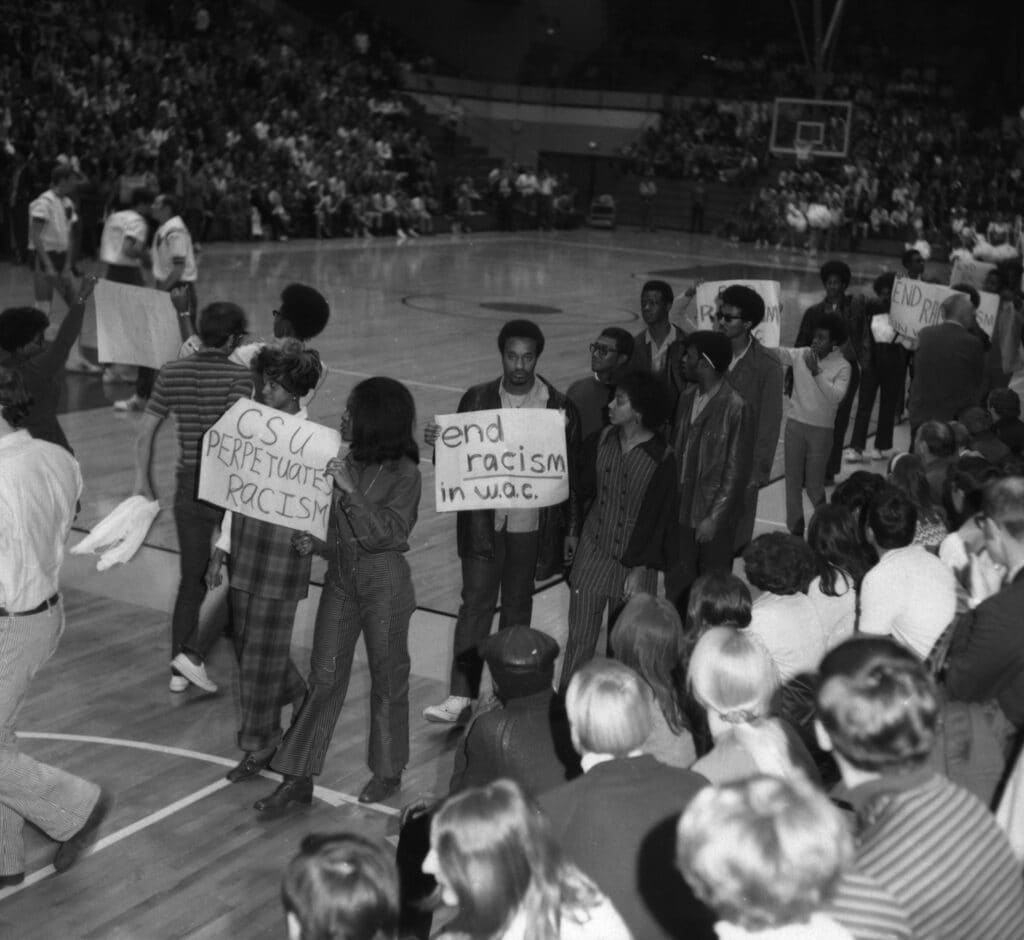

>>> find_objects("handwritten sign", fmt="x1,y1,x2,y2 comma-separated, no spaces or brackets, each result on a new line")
434,408,569,512
975,291,1001,339
198,399,340,539
949,256,996,291
95,279,181,369
889,277,959,340
693,280,782,346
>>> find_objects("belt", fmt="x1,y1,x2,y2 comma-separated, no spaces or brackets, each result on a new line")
0,592,60,618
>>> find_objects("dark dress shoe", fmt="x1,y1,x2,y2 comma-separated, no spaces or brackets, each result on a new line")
0,873,24,888
358,775,401,804
55,792,111,873
253,775,313,818
226,752,272,783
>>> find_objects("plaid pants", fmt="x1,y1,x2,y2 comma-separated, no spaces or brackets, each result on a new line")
230,590,306,753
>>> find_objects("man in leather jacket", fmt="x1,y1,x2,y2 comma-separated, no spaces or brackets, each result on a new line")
423,320,581,723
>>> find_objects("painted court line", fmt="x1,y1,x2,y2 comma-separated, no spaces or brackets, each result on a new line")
1,731,401,898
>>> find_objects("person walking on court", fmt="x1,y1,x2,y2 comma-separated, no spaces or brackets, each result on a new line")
0,367,109,885
255,377,421,814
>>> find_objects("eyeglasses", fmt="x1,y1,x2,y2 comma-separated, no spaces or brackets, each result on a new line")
714,312,744,322
589,342,617,356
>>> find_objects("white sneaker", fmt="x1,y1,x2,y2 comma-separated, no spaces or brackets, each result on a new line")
423,695,471,723
170,653,218,693
864,448,890,461
169,674,189,693
113,395,146,412
842,448,864,463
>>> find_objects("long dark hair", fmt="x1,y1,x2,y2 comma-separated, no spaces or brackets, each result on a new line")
807,503,877,594
347,377,419,465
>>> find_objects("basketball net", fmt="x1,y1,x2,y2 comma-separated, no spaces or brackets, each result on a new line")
795,141,814,165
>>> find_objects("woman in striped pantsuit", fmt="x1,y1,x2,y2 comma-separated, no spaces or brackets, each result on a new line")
255,377,421,816
558,371,679,689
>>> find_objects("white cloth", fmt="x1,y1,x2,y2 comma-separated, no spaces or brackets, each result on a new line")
28,189,74,251
715,913,853,940
100,209,148,266
71,496,160,571
747,592,828,681
859,545,958,659
153,215,197,283
806,572,857,649
0,431,82,610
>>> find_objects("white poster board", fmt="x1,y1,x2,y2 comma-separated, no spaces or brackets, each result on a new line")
198,399,340,540
95,279,182,369
975,291,1001,339
693,280,782,347
434,408,569,512
889,277,958,340
949,256,996,291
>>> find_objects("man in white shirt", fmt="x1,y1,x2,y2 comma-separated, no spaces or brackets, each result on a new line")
115,193,197,412
859,486,957,659
29,165,98,375
100,188,153,386
0,368,108,885
774,313,851,535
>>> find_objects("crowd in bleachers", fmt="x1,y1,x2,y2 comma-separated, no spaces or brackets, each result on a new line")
0,0,441,258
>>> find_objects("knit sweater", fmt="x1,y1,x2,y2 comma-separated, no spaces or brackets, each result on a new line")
775,346,851,429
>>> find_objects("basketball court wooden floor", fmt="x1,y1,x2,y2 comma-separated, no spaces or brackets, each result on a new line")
0,230,905,937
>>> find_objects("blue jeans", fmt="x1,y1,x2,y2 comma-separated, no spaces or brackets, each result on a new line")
449,529,539,698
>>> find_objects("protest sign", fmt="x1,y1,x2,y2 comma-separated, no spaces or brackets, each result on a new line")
198,399,340,540
889,277,959,340
949,256,996,291
975,291,1001,339
693,280,782,346
95,279,182,369
434,408,568,512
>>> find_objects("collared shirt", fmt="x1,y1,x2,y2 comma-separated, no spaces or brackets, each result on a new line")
728,337,753,371
496,379,549,533
153,215,198,283
29,188,75,251
690,379,723,422
100,209,149,267
0,430,82,611
644,324,680,376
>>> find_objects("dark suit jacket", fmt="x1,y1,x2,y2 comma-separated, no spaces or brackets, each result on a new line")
628,327,688,403
908,322,986,427
672,380,753,537
727,338,783,485
946,569,1024,728
539,754,714,940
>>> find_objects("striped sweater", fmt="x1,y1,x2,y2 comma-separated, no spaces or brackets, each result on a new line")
849,770,1024,940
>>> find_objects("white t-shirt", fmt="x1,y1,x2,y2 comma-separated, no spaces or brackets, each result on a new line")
807,572,857,649
100,209,148,266
859,545,958,659
747,592,828,681
29,189,75,251
153,215,197,283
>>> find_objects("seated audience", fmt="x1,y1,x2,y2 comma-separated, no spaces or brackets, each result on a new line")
914,420,960,504
676,776,855,940
886,452,949,551
448,626,575,796
683,572,753,636
806,504,874,648
610,593,697,769
959,405,1012,465
815,637,1024,939
425,778,630,939
540,659,714,940
830,470,886,540
945,475,1024,753
859,486,957,659
744,533,827,682
282,832,399,940
938,456,1003,602
687,627,819,786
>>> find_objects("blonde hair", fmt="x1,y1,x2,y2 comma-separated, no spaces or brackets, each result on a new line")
676,776,852,930
565,659,653,756
687,627,778,723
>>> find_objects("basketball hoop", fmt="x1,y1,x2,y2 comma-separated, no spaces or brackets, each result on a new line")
795,141,814,164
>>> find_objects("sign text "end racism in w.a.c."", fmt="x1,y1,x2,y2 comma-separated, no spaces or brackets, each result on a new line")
433,408,569,512
198,399,341,539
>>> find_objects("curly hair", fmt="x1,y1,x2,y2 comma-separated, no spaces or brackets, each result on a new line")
497,320,545,356
742,533,817,595
866,485,917,550
254,341,323,399
819,260,851,288
277,283,330,341
0,367,32,428
719,285,765,328
346,377,419,465
0,306,48,354
614,370,670,431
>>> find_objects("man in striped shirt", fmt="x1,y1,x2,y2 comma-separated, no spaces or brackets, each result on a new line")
815,637,1024,940
133,302,252,693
